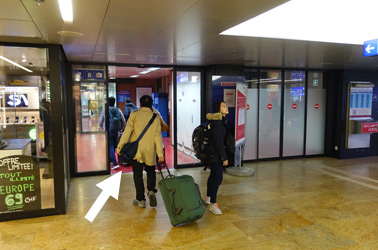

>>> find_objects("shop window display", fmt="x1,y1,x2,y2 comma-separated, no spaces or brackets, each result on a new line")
0,46,55,218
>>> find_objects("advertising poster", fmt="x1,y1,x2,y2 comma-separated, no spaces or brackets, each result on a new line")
235,83,247,145
0,155,41,215
117,91,131,103
224,89,236,108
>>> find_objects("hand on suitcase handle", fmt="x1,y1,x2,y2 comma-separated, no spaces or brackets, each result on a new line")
158,155,165,164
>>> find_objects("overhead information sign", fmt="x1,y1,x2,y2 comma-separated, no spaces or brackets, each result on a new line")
363,39,378,57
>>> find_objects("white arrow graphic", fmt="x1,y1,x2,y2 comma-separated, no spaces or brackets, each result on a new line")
365,43,375,54
85,171,122,222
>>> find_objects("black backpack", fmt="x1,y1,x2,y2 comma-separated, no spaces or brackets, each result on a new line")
192,122,213,165
109,108,122,135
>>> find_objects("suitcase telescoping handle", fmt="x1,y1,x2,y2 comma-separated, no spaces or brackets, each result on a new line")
156,156,172,179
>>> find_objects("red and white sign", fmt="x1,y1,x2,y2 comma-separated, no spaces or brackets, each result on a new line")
362,122,378,133
247,104,250,110
292,103,297,109
267,103,272,109
314,103,319,109
221,82,237,87
235,84,247,145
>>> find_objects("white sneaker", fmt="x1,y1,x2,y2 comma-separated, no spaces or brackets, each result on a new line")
111,164,119,170
208,203,222,215
206,196,211,205
133,199,146,208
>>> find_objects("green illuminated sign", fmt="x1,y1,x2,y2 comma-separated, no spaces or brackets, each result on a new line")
29,128,36,140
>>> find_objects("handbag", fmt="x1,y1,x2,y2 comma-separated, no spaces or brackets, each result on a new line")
120,113,157,162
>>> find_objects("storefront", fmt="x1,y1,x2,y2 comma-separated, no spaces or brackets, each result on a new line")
0,43,70,221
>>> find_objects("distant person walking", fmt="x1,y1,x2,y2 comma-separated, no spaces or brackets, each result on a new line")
99,96,126,170
123,98,138,122
117,95,164,208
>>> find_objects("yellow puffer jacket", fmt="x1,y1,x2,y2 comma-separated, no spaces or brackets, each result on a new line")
117,107,164,166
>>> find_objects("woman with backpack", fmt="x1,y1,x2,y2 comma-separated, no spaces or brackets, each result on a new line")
206,101,230,215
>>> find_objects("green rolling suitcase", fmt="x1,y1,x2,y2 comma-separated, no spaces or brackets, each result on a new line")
157,161,205,226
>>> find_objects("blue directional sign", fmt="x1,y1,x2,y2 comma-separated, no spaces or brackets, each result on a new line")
363,39,378,57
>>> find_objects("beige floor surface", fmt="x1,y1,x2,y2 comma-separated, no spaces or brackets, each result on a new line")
1,156,378,249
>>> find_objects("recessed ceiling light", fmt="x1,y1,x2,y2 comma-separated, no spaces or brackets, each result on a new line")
57,31,83,37
58,0,73,23
221,0,378,45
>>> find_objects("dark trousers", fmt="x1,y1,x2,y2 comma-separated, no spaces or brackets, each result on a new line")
206,162,223,203
132,160,157,201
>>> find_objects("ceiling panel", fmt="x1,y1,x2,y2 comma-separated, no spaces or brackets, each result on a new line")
0,0,377,75
0,0,30,20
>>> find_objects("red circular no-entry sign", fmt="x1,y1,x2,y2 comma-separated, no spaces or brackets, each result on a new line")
247,104,250,110
314,103,319,109
267,103,272,109
292,103,297,109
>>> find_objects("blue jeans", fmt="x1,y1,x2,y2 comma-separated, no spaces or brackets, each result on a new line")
109,134,118,165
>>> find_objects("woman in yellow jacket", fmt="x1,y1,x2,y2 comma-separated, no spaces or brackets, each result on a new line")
117,95,164,208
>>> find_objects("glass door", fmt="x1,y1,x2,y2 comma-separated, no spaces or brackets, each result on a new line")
73,66,107,173
306,72,326,155
283,71,306,157
258,70,282,159
175,71,201,165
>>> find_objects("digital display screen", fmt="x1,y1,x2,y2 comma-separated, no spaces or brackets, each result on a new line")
291,87,305,97
177,72,189,83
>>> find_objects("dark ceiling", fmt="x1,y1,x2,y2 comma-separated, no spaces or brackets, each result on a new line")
1,0,378,79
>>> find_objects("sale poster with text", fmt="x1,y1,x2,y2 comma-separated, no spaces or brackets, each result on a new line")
0,156,41,215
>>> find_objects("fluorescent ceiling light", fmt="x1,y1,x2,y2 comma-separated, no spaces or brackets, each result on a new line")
58,0,73,23
147,67,160,71
130,75,139,78
0,56,33,73
221,0,378,45
139,71,150,74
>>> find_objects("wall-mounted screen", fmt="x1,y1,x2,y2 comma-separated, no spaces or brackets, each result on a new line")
291,86,305,97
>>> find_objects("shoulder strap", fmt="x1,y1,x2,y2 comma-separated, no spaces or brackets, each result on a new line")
136,113,157,142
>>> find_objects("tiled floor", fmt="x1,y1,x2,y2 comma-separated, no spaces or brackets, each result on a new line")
2,156,378,249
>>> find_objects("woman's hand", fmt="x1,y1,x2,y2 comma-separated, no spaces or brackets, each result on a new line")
222,160,228,167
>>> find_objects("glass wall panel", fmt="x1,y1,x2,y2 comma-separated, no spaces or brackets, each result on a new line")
244,70,258,160
0,46,55,216
306,72,326,155
283,71,305,157
259,70,281,159
176,71,201,165
73,66,107,173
